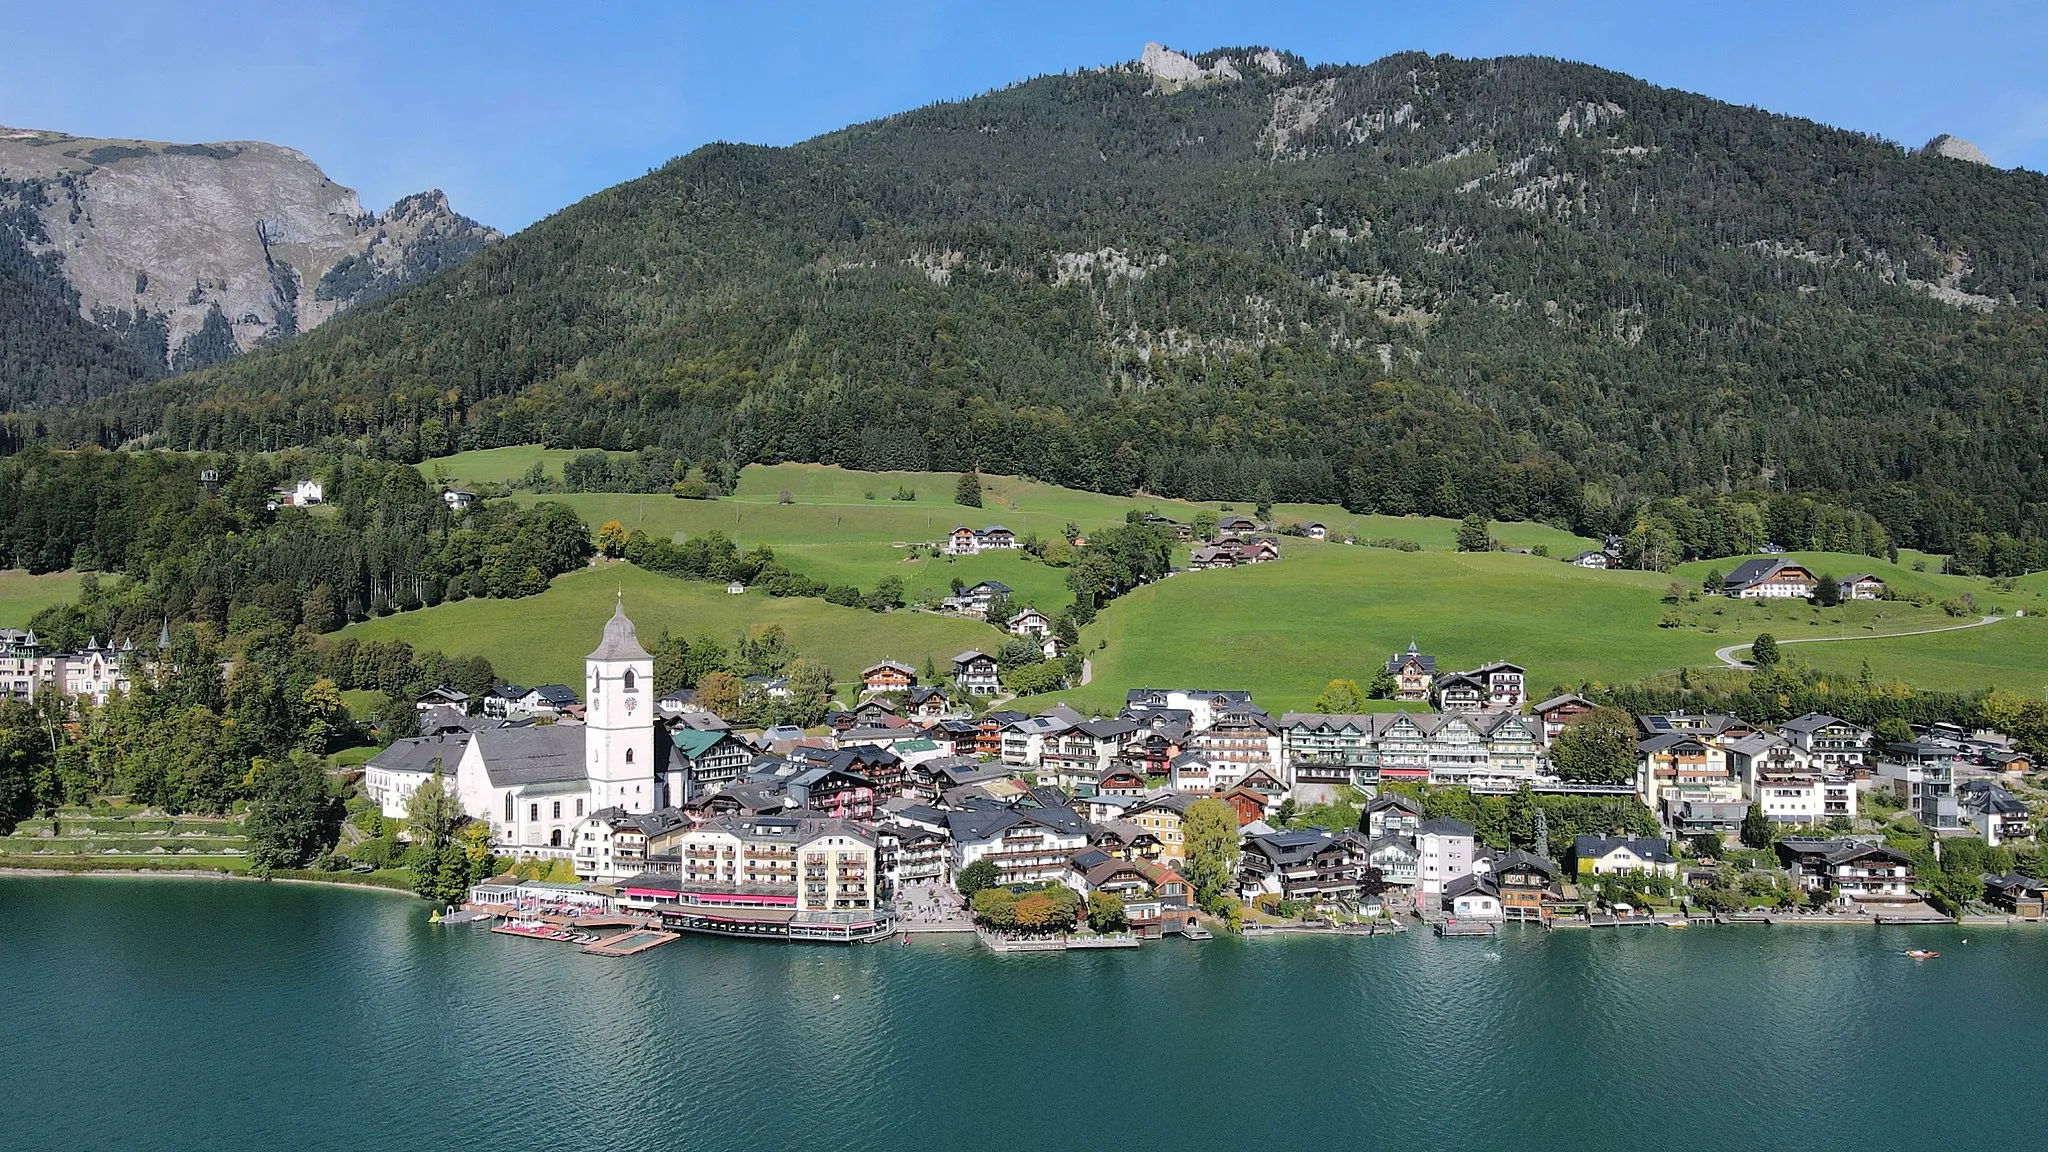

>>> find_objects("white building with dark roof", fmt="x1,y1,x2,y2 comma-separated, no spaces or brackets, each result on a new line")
454,600,666,857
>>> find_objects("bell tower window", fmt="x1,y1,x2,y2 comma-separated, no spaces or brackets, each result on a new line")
623,669,636,691
625,748,635,764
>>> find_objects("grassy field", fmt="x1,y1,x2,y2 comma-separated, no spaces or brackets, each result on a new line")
1034,542,2048,714
0,569,84,628
341,562,1002,693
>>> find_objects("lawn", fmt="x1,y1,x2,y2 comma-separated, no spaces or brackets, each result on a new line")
1037,543,2048,714
0,569,84,628
339,562,1003,694
425,446,635,487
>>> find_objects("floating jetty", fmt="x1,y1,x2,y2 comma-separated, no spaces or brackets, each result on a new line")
582,930,678,957
1434,920,1498,938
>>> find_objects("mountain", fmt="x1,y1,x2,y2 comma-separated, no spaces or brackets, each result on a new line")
33,46,2048,553
0,126,497,407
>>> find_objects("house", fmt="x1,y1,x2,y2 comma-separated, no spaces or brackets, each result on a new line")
1040,634,1070,660
1364,792,1423,840
786,766,876,820
979,525,1017,550
1190,710,1284,792
1304,522,1327,541
1958,780,2034,846
951,650,1001,697
1216,514,1259,539
943,580,1012,619
1838,574,1887,601
363,733,469,819
1491,850,1559,923
441,488,476,511
1777,713,1870,774
1573,836,1678,878
1876,741,1963,831
654,815,883,939
906,685,955,720
1637,732,1738,815
1416,817,1477,908
571,806,691,882
1384,642,1436,702
1363,835,1419,893
665,729,757,804
946,804,1091,885
1443,874,1502,920
272,477,324,507
1566,550,1612,570
414,685,471,713
1530,693,1597,747
1775,838,1915,903
1007,610,1052,638
1238,828,1371,903
1141,513,1192,540
1280,712,1375,801
1672,799,1748,838
725,581,746,595
1721,558,1817,599
1081,856,1195,936
1436,662,1525,711
1123,688,1257,732
1128,793,1199,863
875,821,949,894
1980,873,2046,918
860,661,916,696
517,683,579,717
945,526,980,556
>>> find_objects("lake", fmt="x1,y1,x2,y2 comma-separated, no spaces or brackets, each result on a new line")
3,875,2043,1150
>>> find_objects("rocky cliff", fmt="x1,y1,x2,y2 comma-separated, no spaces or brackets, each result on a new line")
0,126,496,381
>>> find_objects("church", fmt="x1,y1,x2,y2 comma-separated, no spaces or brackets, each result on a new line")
454,599,671,853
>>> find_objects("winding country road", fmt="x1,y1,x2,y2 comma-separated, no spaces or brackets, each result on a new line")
1713,615,2007,668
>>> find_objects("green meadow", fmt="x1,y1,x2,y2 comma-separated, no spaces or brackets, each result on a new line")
341,562,1001,693
1037,542,2048,714
0,569,86,628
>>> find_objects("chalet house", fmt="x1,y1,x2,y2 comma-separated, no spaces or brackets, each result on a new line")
1364,792,1423,840
1280,712,1376,798
1443,875,1503,920
940,580,1013,619
414,685,471,713
1573,836,1679,879
1040,634,1069,660
1363,835,1419,892
943,525,1020,556
517,683,579,717
1190,710,1285,791
1216,515,1259,539
946,804,1092,886
1093,764,1150,797
1777,713,1870,773
1215,784,1272,827
1491,850,1560,923
1384,642,1437,702
1238,828,1371,903
906,685,955,720
786,766,876,820
951,650,1001,697
874,821,948,894
1636,732,1737,814
1123,688,1255,731
1839,574,1886,600
1435,662,1525,711
860,661,916,696
1187,539,1280,570
1007,609,1052,638
1530,693,1597,747
1566,550,1612,570
1776,838,1915,903
441,488,476,511
1721,558,1817,599
1128,792,1198,863
1304,522,1327,541
572,806,692,882
1958,780,2034,846
1980,873,2046,918
1081,857,1195,937
1040,718,1139,792
1141,512,1193,540
666,729,761,804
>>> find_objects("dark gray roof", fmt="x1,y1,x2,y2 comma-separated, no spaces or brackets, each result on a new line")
588,599,651,661
1573,835,1674,863
365,733,468,775
528,684,579,706
1779,712,1856,735
469,724,587,789
1417,817,1476,837
1444,874,1499,900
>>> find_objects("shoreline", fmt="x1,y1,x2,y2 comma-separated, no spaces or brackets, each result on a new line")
0,864,423,900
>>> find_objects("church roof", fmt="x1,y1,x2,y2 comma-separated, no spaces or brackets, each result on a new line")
588,598,651,662
470,724,588,789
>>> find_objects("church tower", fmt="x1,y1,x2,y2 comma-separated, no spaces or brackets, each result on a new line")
586,597,657,814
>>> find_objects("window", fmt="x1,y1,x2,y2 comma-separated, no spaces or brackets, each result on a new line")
623,669,636,691
625,748,635,765
506,794,514,822
575,799,584,817
529,803,539,822
552,801,562,820
550,829,562,847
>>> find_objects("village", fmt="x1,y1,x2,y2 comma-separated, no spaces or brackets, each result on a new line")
356,599,2046,955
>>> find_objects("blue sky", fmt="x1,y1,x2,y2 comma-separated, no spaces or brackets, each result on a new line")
4,0,2045,231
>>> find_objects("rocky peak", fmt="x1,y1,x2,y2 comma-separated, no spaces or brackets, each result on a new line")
1136,42,1292,91
1922,134,1991,165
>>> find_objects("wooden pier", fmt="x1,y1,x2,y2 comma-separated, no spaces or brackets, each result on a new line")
1434,920,1498,937
581,930,678,957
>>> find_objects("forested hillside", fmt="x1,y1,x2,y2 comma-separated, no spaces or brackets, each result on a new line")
25,47,2048,554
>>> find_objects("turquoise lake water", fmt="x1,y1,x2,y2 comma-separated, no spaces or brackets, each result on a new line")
3,875,2044,1151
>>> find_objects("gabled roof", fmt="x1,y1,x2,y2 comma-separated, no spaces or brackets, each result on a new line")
470,724,588,789
862,660,916,676
527,683,579,706
1365,792,1422,816
365,733,468,775
1492,849,1558,879
1385,642,1435,674
1530,693,1594,714
1573,835,1674,863
672,728,746,758
1779,712,1861,735
1444,874,1499,900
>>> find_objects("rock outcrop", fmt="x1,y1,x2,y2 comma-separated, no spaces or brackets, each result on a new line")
0,126,496,372
1921,134,1991,166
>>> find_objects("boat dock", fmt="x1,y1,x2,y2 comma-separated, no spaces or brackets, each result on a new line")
1434,920,1498,937
581,930,678,957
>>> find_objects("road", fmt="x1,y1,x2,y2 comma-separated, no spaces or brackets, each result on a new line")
1713,615,2006,668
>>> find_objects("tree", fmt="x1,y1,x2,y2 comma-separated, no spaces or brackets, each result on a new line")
1182,797,1240,905
1312,678,1366,713
1872,716,1914,747
1191,511,1218,540
694,671,744,718
1750,633,1780,667
1455,514,1492,552
1548,707,1636,784
1689,832,1724,860
298,678,352,754
595,519,629,558
982,590,1014,626
955,470,983,507
957,857,1000,898
652,629,688,696
1814,572,1841,607
1701,568,1724,594
1741,802,1774,850
405,766,462,853
1366,667,1398,699
371,693,419,745
864,576,904,612
1085,891,1127,933
242,754,340,875
781,658,834,724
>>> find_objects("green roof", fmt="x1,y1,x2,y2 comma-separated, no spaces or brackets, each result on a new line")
670,729,729,757
892,739,939,753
